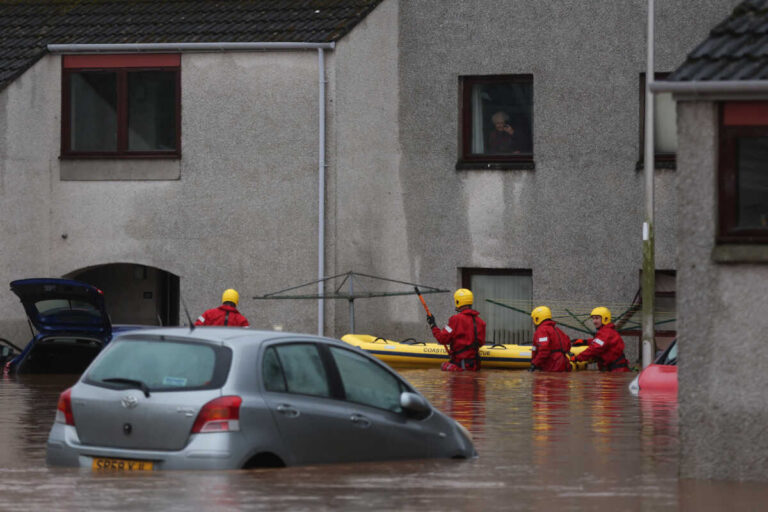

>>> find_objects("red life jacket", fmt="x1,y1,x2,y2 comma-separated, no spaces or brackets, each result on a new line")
531,320,572,372
431,308,486,370
576,323,630,372
194,304,250,327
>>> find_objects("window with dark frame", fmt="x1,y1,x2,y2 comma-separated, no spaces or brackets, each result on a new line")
461,268,533,345
61,54,181,158
719,101,768,243
624,270,676,343
638,72,677,169
458,75,533,170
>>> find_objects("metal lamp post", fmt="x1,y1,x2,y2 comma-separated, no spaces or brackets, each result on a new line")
642,0,656,368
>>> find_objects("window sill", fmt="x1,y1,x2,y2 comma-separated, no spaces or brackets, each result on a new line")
60,153,180,160
711,244,768,263
456,160,535,171
635,159,676,171
60,158,181,181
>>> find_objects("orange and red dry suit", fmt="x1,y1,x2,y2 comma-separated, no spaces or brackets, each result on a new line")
195,304,250,327
531,319,572,372
574,322,630,372
431,308,486,371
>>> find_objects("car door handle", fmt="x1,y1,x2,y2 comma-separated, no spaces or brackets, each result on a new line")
276,404,300,418
349,414,371,428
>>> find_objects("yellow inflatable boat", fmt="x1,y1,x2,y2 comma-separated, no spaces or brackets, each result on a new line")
341,334,589,370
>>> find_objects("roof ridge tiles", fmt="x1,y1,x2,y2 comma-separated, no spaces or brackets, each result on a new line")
0,0,384,91
671,0,768,81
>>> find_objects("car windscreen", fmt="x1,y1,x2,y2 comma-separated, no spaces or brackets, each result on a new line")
655,340,678,366
84,339,232,391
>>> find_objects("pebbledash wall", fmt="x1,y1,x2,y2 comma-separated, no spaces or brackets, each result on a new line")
0,50,324,343
0,0,741,350
331,0,739,348
676,101,768,481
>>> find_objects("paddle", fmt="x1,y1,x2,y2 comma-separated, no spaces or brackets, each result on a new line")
415,287,451,359
414,286,433,318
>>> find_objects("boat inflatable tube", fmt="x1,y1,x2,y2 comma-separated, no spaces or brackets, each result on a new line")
341,334,589,370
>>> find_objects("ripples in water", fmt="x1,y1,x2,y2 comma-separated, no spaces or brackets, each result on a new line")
0,369,765,511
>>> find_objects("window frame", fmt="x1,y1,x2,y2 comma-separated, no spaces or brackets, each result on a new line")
327,345,408,413
638,72,676,170
461,268,533,345
260,342,340,399
61,54,181,159
457,74,535,170
260,341,415,415
718,103,768,244
622,270,677,340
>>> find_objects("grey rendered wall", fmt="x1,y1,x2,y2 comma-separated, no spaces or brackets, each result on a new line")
330,0,412,337
0,51,322,344
677,101,768,481
330,0,738,347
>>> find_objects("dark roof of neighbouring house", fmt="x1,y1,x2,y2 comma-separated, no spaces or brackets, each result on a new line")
670,0,768,81
0,0,384,91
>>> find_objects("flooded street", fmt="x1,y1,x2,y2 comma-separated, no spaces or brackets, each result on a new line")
1,369,766,511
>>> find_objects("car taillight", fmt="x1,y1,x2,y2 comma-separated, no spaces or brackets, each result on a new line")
191,396,242,433
55,387,75,426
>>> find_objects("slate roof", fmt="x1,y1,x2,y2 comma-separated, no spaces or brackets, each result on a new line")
670,0,768,81
0,0,384,91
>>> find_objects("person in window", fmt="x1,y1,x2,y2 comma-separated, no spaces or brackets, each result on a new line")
195,288,250,327
427,289,486,372
529,306,572,372
572,307,630,372
488,111,522,154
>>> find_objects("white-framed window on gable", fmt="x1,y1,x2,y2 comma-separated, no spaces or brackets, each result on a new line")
639,72,677,169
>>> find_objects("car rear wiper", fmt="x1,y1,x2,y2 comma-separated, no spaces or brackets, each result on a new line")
102,378,151,398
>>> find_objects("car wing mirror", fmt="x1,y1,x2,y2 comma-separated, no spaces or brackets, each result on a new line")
400,391,430,415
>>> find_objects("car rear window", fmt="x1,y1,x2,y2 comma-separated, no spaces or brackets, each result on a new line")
35,298,103,326
85,339,231,391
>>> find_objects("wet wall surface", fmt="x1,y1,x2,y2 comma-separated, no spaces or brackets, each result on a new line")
0,370,766,511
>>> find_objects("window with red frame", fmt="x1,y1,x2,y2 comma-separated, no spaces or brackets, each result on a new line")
62,54,180,158
719,102,768,243
458,75,533,170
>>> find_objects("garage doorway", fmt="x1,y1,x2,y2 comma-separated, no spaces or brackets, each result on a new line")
65,264,179,326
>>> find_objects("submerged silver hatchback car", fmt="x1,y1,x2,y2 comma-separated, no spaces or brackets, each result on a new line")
46,327,475,471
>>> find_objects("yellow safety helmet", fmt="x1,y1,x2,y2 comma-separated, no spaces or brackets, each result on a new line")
222,288,240,306
454,288,474,308
530,306,552,326
590,306,611,324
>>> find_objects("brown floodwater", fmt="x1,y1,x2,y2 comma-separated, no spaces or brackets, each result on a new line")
0,369,766,511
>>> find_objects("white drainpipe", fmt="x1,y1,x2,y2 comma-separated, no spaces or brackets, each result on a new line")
48,42,333,335
317,48,327,336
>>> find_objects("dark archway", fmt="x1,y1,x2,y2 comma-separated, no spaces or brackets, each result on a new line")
65,263,179,326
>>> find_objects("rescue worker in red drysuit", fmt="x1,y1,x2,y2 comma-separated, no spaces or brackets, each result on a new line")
529,305,572,372
195,288,250,327
428,288,486,372
572,307,630,372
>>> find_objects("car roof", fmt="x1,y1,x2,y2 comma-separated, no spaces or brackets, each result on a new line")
112,327,348,349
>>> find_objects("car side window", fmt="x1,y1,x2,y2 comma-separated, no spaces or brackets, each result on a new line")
262,347,287,392
268,343,330,398
329,347,403,413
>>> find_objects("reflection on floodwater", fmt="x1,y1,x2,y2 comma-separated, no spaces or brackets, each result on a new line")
1,369,767,511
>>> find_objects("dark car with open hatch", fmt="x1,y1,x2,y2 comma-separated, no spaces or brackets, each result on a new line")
2,278,147,374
